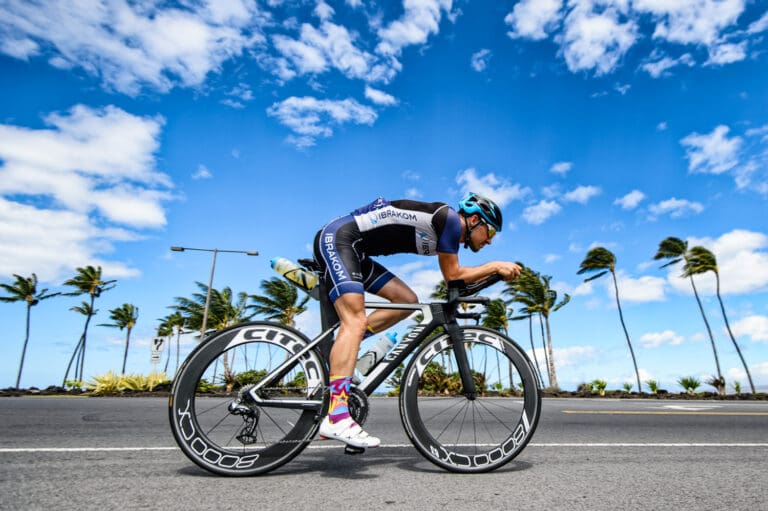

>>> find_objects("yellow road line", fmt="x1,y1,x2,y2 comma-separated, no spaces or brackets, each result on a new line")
563,410,768,416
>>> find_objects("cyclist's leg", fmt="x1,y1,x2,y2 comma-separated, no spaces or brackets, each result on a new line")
320,293,381,447
366,276,418,333
314,219,380,447
361,259,418,333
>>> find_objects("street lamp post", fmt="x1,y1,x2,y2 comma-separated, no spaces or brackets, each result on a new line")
170,246,258,340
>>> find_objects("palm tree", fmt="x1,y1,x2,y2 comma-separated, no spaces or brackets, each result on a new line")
172,282,252,336
508,308,545,388
481,299,517,392
654,237,724,394
0,273,59,388
506,268,550,386
172,282,253,387
481,299,509,334
156,319,173,374
161,312,186,375
248,277,309,327
506,267,570,390
62,266,116,385
685,246,755,394
577,247,642,393
100,304,139,375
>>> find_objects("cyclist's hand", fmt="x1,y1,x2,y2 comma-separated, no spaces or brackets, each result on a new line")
497,262,522,281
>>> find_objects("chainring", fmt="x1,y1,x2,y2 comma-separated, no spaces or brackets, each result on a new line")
347,386,369,426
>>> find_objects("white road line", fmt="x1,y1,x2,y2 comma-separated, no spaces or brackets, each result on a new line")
2,443,768,453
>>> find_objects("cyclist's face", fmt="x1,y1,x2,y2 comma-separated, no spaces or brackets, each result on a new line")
469,217,494,252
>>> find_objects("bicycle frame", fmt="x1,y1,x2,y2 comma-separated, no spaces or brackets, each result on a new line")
244,287,488,410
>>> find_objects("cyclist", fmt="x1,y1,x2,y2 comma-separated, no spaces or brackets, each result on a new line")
314,193,522,448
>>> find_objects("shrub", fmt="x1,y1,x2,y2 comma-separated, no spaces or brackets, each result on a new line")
86,371,171,395
678,376,701,395
704,375,726,396
645,379,659,394
592,379,608,396
86,371,122,396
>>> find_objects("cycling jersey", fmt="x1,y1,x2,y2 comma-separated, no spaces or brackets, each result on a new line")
314,197,462,302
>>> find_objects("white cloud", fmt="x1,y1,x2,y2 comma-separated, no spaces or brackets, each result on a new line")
559,3,639,76
266,96,377,147
731,315,768,343
505,0,563,40
667,230,768,295
562,185,601,204
681,125,743,175
634,0,746,47
523,200,562,225
705,41,747,66
192,165,213,180
614,189,645,210
748,11,768,34
657,121,668,131
544,254,561,263
648,197,704,219
221,82,254,109
641,52,695,77
470,48,492,72
553,346,596,369
615,273,666,303
456,168,532,207
405,187,422,199
550,161,572,175
0,104,169,281
640,330,685,348
376,0,453,57
272,20,375,81
506,1,755,77
0,0,267,95
0,104,170,228
364,86,398,106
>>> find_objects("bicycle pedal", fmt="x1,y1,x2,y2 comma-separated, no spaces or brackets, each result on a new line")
344,445,366,455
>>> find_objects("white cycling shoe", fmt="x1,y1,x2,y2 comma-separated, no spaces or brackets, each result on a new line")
318,417,381,448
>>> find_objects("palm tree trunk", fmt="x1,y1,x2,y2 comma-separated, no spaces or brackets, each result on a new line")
63,335,84,386
714,274,755,393
611,271,642,393
175,329,181,375
164,337,171,374
543,314,558,389
690,276,723,383
537,314,551,387
527,316,543,387
78,308,94,382
121,327,132,375
15,304,32,389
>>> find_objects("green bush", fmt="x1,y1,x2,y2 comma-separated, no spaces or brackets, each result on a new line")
678,376,701,395
85,371,170,395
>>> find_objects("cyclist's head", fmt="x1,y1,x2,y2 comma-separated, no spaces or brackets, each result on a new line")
458,192,503,233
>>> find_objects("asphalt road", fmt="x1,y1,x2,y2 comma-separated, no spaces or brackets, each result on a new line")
1,396,767,510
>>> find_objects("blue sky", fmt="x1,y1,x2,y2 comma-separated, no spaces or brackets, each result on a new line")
1,0,767,392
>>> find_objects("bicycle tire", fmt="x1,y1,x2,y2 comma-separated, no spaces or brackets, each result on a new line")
399,326,541,473
169,321,328,476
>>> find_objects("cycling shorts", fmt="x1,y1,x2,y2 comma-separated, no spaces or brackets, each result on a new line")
313,215,395,303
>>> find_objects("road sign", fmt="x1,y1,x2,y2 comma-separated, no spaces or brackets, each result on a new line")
151,337,165,364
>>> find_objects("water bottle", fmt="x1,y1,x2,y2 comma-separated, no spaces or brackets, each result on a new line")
271,257,319,295
355,332,397,376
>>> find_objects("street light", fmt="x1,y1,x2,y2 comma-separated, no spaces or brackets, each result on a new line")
170,246,259,340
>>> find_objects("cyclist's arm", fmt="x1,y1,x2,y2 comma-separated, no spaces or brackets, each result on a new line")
437,252,521,283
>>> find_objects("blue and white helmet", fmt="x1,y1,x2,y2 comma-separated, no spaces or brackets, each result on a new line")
458,192,503,232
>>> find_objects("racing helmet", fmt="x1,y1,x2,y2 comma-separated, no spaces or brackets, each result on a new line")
458,192,503,233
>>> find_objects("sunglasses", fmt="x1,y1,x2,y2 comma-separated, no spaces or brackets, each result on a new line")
480,219,496,239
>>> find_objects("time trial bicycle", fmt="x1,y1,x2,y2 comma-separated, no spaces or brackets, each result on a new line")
168,259,541,475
